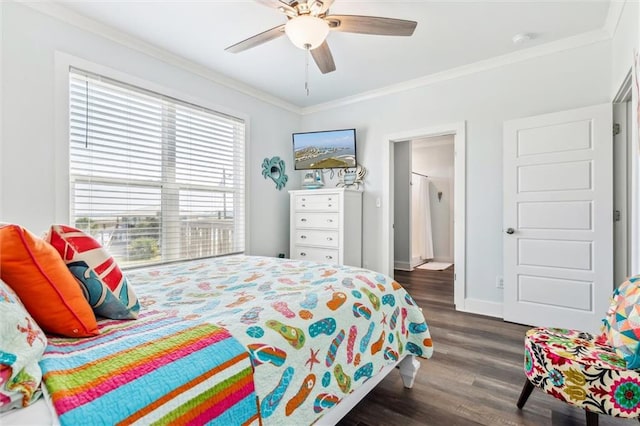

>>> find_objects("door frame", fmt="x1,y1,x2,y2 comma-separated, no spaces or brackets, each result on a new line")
612,101,630,286
382,121,466,310
612,69,636,280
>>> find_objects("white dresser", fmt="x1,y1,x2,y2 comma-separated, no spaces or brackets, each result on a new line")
289,188,362,267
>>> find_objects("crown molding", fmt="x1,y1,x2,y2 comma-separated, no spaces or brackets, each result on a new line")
603,0,626,38
17,0,302,115
301,28,611,115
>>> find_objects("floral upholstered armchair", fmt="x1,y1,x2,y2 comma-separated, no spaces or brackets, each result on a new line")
517,276,640,426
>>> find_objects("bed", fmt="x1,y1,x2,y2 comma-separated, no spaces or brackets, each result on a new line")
2,255,433,425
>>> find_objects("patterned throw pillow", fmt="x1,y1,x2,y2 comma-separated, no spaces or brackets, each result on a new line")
0,279,47,413
0,224,99,337
603,275,640,368
47,225,140,320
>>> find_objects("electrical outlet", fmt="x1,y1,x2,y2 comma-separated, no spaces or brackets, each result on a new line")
496,276,504,289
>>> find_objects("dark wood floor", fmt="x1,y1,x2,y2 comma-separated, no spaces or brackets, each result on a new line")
338,267,635,426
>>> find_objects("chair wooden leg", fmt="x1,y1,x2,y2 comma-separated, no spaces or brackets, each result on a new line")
586,410,598,426
517,380,535,409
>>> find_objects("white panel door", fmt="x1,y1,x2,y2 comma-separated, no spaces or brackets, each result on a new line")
503,104,612,333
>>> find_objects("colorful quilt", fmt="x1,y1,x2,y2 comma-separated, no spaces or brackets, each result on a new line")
40,310,259,426
128,255,433,425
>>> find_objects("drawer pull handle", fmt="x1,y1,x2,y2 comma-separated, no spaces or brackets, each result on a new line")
328,204,332,207
302,204,306,207
301,218,307,222
302,198,306,201
327,219,333,223
327,237,333,241
326,255,333,260
300,235,307,239
328,198,332,201
300,252,306,256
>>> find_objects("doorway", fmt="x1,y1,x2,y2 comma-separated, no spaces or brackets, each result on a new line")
382,122,466,310
393,136,455,272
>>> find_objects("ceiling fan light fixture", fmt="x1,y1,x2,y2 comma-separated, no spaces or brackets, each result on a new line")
285,15,330,50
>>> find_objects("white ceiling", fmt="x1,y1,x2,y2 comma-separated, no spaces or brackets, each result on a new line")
56,1,612,108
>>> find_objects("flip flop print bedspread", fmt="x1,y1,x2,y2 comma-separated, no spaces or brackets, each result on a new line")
127,255,433,425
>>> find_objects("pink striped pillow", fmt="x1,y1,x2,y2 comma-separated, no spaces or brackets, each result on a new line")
46,225,139,320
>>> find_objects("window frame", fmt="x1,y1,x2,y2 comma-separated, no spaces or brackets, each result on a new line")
55,53,251,268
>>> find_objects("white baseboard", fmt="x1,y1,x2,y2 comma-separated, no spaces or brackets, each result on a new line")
394,260,412,271
459,298,503,318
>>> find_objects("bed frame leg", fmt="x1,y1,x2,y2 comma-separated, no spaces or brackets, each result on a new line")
398,355,420,388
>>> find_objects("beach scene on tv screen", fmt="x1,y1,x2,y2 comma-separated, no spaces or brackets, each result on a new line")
294,130,356,169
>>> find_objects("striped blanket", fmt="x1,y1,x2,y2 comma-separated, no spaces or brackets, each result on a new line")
40,310,259,426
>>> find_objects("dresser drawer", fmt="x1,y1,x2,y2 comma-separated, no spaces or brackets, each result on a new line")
292,246,339,264
294,229,339,248
295,212,339,229
295,193,339,211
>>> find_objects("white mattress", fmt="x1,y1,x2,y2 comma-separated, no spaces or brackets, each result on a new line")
1,387,58,426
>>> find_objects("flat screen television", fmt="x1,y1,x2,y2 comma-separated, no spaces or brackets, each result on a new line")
293,128,357,170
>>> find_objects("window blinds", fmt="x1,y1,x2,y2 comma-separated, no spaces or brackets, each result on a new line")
69,68,245,267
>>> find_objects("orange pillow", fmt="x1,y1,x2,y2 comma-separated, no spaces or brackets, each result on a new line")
0,224,98,337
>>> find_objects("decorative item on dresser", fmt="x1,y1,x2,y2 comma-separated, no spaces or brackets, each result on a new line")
301,169,325,189
289,188,362,267
336,164,367,190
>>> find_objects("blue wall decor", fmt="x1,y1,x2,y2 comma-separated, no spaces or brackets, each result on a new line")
262,156,288,190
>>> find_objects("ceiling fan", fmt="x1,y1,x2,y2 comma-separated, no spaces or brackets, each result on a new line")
225,0,418,74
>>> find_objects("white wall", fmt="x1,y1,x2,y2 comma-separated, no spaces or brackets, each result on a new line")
0,2,4,223
301,41,611,309
1,2,300,257
612,0,638,96
412,139,454,262
1,1,632,317
611,0,640,276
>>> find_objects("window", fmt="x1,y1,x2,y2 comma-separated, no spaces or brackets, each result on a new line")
69,68,245,267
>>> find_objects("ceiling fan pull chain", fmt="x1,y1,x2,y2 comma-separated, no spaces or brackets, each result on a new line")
304,43,311,96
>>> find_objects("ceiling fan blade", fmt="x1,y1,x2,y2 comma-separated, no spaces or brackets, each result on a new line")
255,0,298,17
225,24,286,53
311,40,336,74
326,15,417,36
